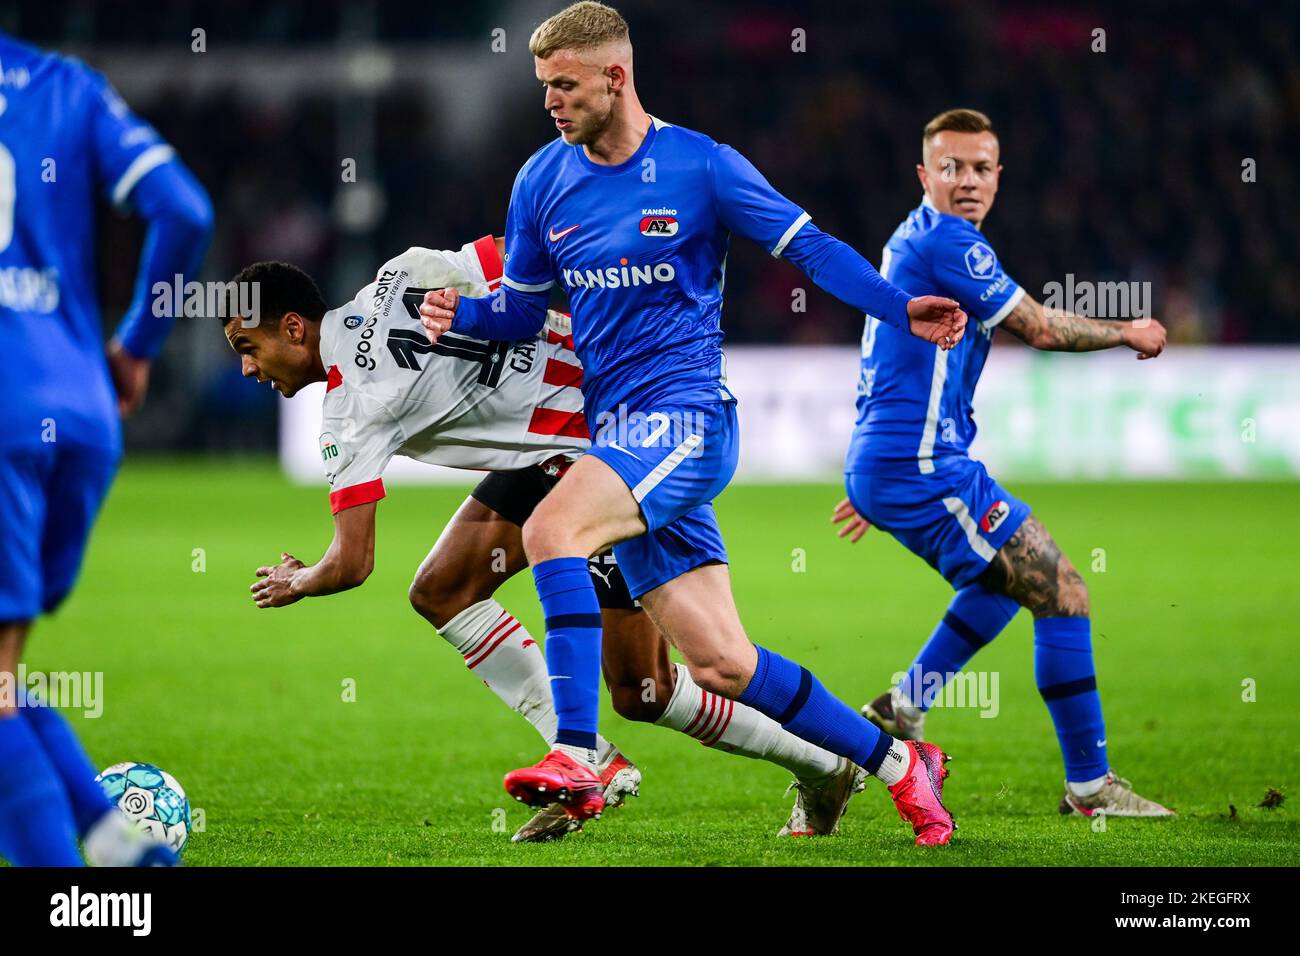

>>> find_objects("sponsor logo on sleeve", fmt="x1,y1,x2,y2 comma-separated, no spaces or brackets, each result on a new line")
980,500,1010,534
343,314,363,330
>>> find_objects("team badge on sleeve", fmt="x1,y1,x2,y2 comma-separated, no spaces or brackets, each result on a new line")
964,241,998,280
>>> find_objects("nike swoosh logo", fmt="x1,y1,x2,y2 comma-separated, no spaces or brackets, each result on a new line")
548,224,580,242
607,441,640,459
1096,739,1107,748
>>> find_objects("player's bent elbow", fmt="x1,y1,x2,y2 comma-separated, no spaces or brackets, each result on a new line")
184,190,216,238
339,556,373,591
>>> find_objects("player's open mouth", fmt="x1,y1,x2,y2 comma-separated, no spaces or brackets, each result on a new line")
555,117,573,131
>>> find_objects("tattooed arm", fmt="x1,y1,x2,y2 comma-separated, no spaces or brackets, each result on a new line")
1000,293,1167,359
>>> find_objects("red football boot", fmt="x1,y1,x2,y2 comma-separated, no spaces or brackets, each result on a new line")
887,741,956,846
504,749,606,821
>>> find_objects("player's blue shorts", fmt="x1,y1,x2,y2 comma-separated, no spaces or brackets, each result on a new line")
845,456,1031,590
590,400,738,599
0,440,119,621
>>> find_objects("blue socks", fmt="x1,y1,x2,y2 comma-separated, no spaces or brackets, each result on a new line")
1035,617,1108,782
899,584,1019,710
739,644,893,773
21,698,115,836
533,557,602,750
0,714,84,866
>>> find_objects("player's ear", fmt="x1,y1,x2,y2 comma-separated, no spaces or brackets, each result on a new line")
283,311,306,343
916,163,929,191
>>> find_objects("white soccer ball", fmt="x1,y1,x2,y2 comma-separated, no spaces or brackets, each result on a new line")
95,761,192,854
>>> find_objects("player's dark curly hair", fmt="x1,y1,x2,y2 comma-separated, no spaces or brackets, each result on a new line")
223,261,327,328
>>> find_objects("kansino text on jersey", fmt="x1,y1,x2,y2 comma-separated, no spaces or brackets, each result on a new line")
563,262,676,290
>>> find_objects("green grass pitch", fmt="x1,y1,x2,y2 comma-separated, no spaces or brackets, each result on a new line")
28,460,1298,866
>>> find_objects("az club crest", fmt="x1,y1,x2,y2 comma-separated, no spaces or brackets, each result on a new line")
640,215,678,237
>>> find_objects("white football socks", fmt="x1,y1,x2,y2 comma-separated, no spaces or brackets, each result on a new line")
1067,774,1107,798
83,809,150,867
655,663,841,780
874,737,914,787
439,598,612,759
553,742,600,771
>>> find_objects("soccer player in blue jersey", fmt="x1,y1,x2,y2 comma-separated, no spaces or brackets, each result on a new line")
418,2,968,845
0,31,213,864
835,108,1173,817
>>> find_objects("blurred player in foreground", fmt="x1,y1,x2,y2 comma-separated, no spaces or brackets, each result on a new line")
0,31,213,864
418,1,968,847
224,238,866,842
837,108,1173,817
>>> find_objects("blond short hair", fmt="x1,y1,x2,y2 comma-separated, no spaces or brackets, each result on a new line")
922,108,996,161
529,2,630,59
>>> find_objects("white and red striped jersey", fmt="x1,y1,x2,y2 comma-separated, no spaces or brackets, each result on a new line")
318,236,588,513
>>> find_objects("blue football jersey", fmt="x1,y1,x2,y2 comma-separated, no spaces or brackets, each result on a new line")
845,198,1024,473
498,117,810,417
0,32,181,449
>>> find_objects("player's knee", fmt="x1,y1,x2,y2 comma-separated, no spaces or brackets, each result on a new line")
408,577,488,630
688,658,748,699
407,580,445,626
1059,567,1090,617
608,679,667,723
520,513,565,564
1037,558,1090,619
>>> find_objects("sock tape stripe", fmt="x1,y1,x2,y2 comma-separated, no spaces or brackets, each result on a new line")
544,612,602,631
775,667,814,725
943,610,990,650
1038,675,1098,701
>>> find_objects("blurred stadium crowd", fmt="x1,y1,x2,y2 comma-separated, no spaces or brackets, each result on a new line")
7,0,1297,451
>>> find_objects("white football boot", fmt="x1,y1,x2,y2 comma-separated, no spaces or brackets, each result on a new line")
777,757,868,836
1059,771,1175,818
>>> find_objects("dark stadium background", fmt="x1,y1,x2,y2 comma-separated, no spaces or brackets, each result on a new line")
7,0,1297,452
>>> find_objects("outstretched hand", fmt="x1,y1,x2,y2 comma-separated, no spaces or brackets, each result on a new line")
831,497,872,543
418,287,460,344
250,552,306,608
907,296,968,350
